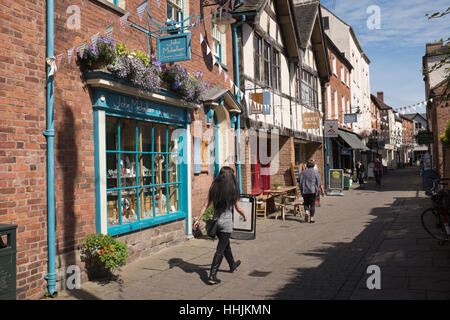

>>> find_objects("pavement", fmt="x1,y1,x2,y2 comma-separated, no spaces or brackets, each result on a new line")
54,166,450,300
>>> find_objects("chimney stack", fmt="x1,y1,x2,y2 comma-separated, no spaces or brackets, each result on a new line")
377,92,384,102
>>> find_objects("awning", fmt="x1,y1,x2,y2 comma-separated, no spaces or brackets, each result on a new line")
201,86,242,113
338,129,370,151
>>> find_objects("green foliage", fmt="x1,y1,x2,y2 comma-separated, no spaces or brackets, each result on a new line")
440,119,450,149
202,206,214,222
116,42,129,57
82,234,129,271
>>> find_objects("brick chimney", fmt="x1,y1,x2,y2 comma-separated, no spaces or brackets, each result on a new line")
377,92,384,102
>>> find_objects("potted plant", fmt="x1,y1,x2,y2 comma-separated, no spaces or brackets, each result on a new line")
273,183,282,190
78,36,117,71
81,233,129,281
193,206,214,238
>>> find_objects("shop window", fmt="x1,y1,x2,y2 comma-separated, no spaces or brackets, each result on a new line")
106,116,181,228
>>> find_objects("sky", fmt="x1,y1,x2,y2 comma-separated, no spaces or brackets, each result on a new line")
320,0,449,114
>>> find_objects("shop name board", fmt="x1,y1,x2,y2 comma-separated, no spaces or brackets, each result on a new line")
249,92,271,115
303,112,320,129
417,131,433,145
324,120,338,137
94,90,186,123
344,113,357,124
157,33,191,63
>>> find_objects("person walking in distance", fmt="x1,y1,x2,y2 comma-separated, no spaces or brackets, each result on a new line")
193,166,247,285
298,160,323,223
356,160,365,186
373,158,383,186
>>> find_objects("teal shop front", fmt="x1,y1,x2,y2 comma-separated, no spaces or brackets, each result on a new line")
88,73,195,237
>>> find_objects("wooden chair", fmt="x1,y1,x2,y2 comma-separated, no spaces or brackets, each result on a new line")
255,194,271,220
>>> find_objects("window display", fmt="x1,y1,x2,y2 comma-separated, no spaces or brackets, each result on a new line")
106,116,181,229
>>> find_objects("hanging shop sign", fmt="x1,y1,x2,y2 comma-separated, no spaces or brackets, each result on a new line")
303,112,320,129
157,33,192,64
341,149,351,156
249,92,271,115
417,130,434,145
324,120,339,137
344,113,357,124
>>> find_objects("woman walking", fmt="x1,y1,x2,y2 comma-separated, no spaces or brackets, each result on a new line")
356,161,365,185
193,166,247,285
373,158,383,186
298,160,323,223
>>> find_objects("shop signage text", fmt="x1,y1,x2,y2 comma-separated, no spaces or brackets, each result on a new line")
324,120,338,137
157,33,191,63
344,113,357,124
303,112,320,129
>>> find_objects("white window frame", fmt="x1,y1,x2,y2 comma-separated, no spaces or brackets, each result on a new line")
167,0,183,25
211,22,222,63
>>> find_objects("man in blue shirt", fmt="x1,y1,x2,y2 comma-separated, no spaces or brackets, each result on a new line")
298,160,323,223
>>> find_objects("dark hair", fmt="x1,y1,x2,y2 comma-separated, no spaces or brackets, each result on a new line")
207,166,240,216
307,160,315,168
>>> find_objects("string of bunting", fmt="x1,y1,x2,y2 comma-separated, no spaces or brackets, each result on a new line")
393,97,433,114
46,0,264,110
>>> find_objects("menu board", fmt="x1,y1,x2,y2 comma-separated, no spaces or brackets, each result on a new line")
231,195,256,240
329,169,344,190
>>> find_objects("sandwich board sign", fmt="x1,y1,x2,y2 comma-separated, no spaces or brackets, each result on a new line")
328,169,344,196
324,120,338,138
231,195,256,240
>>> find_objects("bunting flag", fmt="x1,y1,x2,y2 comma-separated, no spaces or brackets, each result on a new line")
199,33,204,45
206,44,211,56
119,12,130,30
156,0,161,8
229,79,234,89
46,57,57,76
91,32,100,47
67,47,74,63
218,63,223,74
223,0,231,13
212,54,217,65
56,53,64,69
224,71,228,82
105,24,114,40
137,1,147,22
78,41,86,57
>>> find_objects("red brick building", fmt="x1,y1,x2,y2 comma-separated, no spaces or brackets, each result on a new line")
401,115,414,164
324,34,352,129
423,42,450,176
0,0,242,299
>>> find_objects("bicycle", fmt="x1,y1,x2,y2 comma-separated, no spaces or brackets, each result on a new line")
421,178,450,245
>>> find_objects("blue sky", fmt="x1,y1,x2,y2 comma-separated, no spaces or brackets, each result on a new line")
321,0,449,114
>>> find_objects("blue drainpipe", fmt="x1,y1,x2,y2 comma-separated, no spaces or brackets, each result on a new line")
44,0,56,297
233,16,246,194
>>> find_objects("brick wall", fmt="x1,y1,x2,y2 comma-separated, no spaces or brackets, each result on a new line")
1,0,237,299
430,83,450,176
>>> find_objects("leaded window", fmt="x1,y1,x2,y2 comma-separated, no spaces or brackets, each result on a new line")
301,69,318,109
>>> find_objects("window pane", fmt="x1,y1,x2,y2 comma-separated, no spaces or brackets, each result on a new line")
121,189,138,223
169,186,179,213
155,154,168,184
106,117,118,151
107,190,119,227
155,186,168,216
107,153,118,189
139,154,153,186
139,121,152,152
121,154,137,187
169,154,179,183
140,187,154,220
154,124,167,153
120,118,136,152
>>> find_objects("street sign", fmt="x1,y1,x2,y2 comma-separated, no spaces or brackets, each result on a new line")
417,131,433,145
303,112,320,129
157,33,191,63
324,120,338,137
344,113,357,124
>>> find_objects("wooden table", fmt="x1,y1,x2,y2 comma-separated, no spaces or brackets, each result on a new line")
264,186,298,219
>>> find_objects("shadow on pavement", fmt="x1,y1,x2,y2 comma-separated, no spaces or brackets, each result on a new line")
268,167,450,300
168,258,212,285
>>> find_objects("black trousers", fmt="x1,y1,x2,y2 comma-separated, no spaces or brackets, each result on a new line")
302,193,317,217
215,232,232,257
374,171,382,185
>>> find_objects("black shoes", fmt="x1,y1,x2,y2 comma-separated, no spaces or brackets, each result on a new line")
230,260,241,273
208,253,223,285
